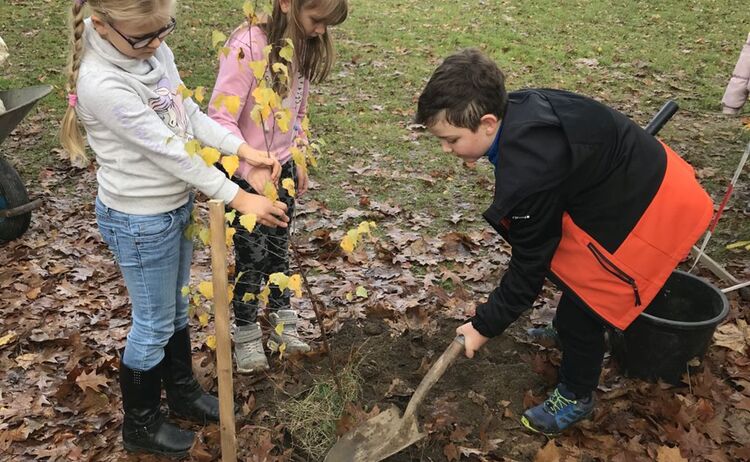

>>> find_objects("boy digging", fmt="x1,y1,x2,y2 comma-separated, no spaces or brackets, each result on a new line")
416,48,713,435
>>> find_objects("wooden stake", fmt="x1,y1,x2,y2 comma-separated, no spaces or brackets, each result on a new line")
209,200,237,462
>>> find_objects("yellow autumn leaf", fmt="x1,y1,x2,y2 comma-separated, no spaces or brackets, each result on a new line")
274,323,285,336
248,59,267,79
223,95,241,116
211,30,227,48
345,292,353,302
258,284,270,304
225,210,236,224
272,62,289,83
301,115,310,132
0,331,17,347
199,147,221,166
198,312,209,327
358,221,373,235
199,227,211,246
212,94,225,111
176,84,193,100
288,274,302,297
221,155,240,178
307,150,318,168
268,272,289,292
184,139,201,156
290,147,305,165
242,292,256,302
198,281,214,299
356,286,368,298
225,226,236,246
282,178,296,198
253,86,280,109
194,86,205,103
275,108,292,133
180,285,190,297
278,342,286,359
239,214,257,233
242,0,255,18
340,234,355,253
250,105,265,126
264,182,279,202
347,228,359,246
219,47,231,58
726,240,750,250
279,38,294,62
184,223,198,240
262,44,272,60
205,335,217,350
291,147,307,175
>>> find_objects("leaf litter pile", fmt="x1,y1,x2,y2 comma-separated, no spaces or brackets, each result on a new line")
2,145,750,461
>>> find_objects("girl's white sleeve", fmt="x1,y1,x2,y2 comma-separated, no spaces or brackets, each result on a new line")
78,74,239,204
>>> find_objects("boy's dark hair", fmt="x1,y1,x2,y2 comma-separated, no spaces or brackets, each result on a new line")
416,48,508,131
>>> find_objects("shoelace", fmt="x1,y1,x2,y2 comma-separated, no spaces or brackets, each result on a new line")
545,389,576,413
239,337,264,354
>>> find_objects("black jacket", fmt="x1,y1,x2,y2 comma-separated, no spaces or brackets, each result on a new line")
472,89,667,337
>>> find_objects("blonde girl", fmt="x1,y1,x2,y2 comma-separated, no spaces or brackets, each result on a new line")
208,0,347,373
60,0,290,456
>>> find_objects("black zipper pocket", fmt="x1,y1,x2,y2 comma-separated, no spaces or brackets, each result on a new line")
587,243,641,306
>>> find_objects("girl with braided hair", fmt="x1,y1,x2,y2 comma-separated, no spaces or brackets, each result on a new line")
59,0,290,456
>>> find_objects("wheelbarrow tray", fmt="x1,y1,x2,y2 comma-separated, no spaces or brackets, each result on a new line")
0,85,53,145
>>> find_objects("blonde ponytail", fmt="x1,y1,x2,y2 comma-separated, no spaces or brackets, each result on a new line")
60,1,88,165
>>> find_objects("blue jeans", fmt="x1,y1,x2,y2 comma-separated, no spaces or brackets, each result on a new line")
96,195,194,371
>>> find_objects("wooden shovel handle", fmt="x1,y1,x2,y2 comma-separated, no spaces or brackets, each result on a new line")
403,335,465,420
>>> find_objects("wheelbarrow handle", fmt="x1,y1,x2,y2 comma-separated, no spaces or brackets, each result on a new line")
403,335,465,420
644,100,679,136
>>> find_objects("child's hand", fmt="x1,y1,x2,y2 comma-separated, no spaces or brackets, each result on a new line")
296,164,309,197
456,321,489,359
229,190,289,228
244,167,274,196
237,143,281,183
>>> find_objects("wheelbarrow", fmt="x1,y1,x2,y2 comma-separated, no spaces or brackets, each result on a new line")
0,85,52,242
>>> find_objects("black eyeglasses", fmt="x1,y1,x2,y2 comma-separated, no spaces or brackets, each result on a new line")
109,17,176,49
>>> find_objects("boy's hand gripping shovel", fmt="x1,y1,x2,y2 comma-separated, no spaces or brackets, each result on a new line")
324,335,466,462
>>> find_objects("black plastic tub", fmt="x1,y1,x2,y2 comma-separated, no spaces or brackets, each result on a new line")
609,270,729,385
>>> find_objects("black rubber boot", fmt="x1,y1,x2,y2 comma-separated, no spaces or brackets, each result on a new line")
163,326,223,423
120,362,194,457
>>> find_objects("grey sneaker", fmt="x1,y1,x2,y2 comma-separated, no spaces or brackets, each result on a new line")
234,323,269,373
268,310,311,354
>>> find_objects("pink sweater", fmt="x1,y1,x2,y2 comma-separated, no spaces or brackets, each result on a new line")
722,33,750,115
208,26,309,178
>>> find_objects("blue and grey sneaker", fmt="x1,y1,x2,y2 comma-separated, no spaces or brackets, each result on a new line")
526,323,560,349
520,384,595,435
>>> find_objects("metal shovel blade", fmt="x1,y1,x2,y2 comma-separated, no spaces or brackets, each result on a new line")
324,335,465,462
323,406,426,462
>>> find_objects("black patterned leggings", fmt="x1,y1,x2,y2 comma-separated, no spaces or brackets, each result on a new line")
231,161,297,326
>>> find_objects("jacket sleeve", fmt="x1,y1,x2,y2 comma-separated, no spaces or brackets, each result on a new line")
471,190,564,338
207,39,254,141
722,32,750,115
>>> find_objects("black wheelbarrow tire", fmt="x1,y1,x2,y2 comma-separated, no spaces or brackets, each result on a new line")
0,156,32,242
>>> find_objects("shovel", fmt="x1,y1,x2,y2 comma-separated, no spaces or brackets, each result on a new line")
324,335,465,462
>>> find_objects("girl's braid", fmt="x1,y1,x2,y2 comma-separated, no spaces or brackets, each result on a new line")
60,0,88,164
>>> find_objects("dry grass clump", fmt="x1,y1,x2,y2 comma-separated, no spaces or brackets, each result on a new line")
279,362,362,459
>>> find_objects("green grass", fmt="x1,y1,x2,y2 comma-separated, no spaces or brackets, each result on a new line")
2,0,749,252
